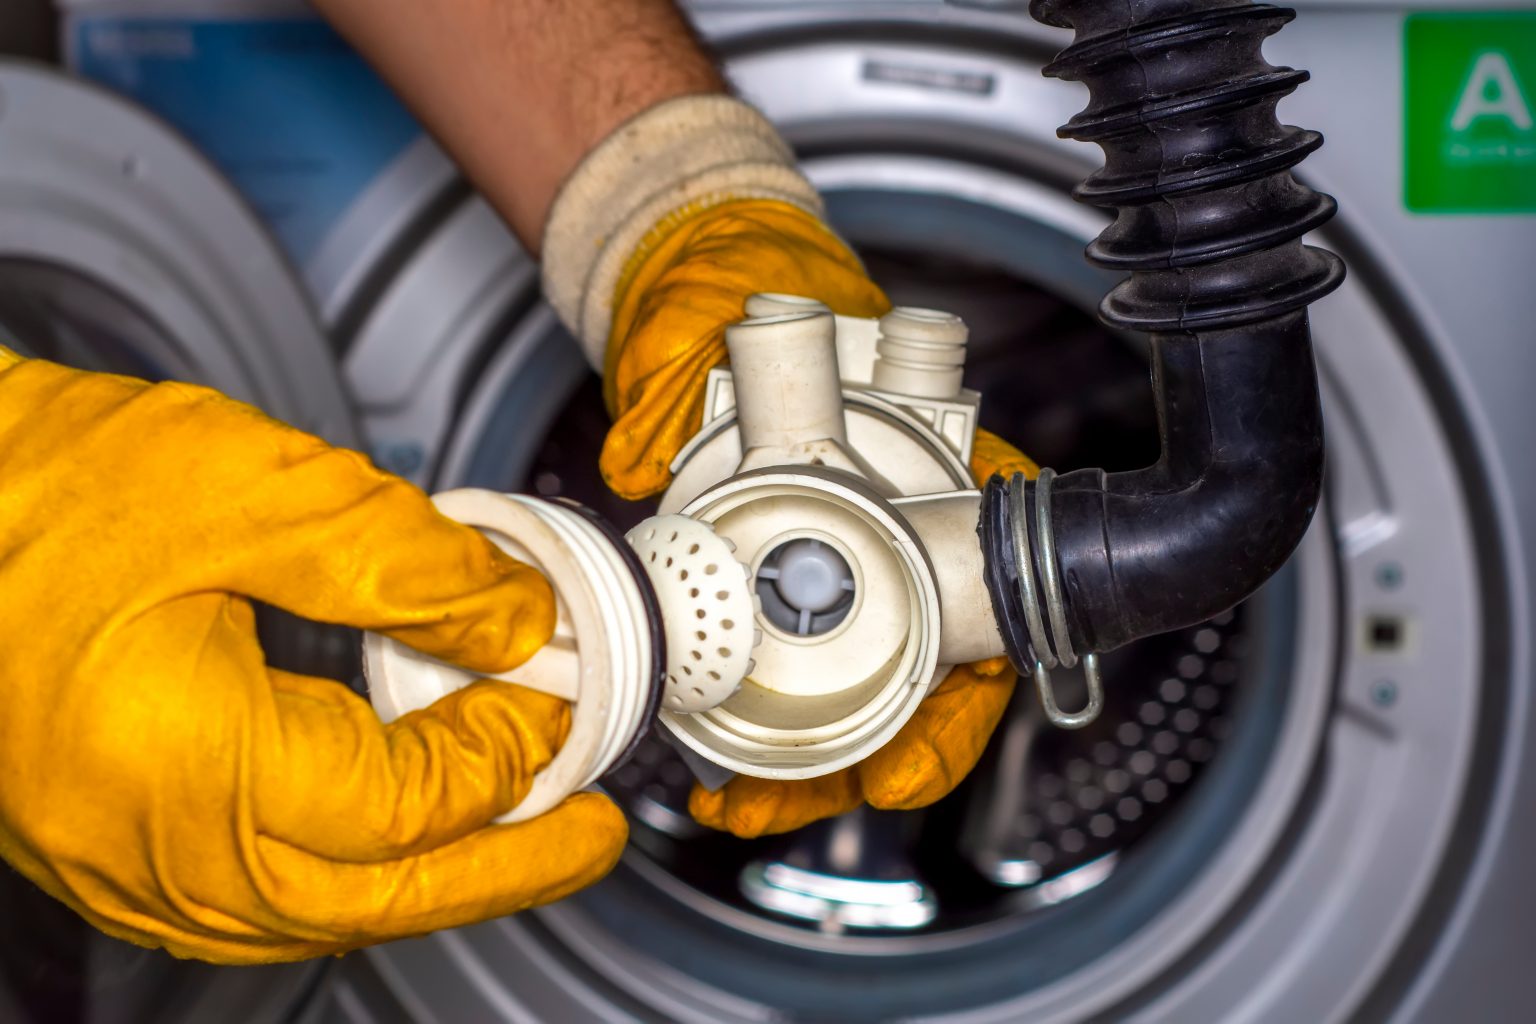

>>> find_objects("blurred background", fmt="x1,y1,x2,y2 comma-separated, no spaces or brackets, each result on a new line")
1,1,1533,1021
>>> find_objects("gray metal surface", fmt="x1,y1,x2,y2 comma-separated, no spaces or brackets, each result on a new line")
1269,12,1535,1022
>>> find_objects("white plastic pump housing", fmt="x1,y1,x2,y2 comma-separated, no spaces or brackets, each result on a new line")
653,301,1004,780
363,296,1007,818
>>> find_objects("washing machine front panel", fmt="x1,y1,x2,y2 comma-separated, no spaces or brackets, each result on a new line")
0,61,357,1023
1267,10,1536,1022
52,3,1509,1020
316,8,1518,1021
62,4,422,274
719,18,1534,1020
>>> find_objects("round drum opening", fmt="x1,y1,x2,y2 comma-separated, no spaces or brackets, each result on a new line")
340,26,1490,1021
565,192,1287,958
347,148,1491,1022
347,131,1486,1020
417,172,1298,1019
0,259,179,378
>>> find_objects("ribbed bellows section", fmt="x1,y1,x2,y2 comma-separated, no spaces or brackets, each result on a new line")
1033,0,1344,330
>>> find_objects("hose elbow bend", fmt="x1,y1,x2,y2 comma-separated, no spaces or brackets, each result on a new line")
983,310,1325,662
1049,313,1327,653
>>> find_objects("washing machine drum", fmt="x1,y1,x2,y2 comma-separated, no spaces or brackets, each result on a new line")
327,13,1501,1023
0,62,357,1021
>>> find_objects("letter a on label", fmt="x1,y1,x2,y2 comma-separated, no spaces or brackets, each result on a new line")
1449,51,1534,132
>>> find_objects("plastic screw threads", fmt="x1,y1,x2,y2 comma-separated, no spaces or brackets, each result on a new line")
873,307,968,399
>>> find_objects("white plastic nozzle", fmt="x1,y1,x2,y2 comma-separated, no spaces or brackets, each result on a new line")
725,311,848,453
873,306,969,399
897,492,1009,665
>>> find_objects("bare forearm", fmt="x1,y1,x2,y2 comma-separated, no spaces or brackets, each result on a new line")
312,0,727,253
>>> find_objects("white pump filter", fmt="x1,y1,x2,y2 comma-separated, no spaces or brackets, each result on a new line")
363,490,756,822
624,514,759,713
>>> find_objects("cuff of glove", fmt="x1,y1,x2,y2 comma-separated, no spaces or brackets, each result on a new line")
540,94,824,369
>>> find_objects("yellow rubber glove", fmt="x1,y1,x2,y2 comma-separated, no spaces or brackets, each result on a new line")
0,353,628,964
601,200,1038,837
599,198,890,499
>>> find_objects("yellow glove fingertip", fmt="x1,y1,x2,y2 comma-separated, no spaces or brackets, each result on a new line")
970,427,1040,484
969,654,1014,678
553,791,631,856
860,739,951,811
508,791,630,908
688,777,794,839
687,780,755,837
690,772,866,838
385,545,557,676
479,553,559,671
859,666,1018,811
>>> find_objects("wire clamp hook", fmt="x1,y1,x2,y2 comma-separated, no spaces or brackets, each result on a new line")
1010,467,1104,728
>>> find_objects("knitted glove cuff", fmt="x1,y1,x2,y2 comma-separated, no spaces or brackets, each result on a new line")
540,94,823,369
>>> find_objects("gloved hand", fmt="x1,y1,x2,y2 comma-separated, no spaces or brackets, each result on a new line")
600,196,889,498
540,95,1037,837
0,352,628,964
